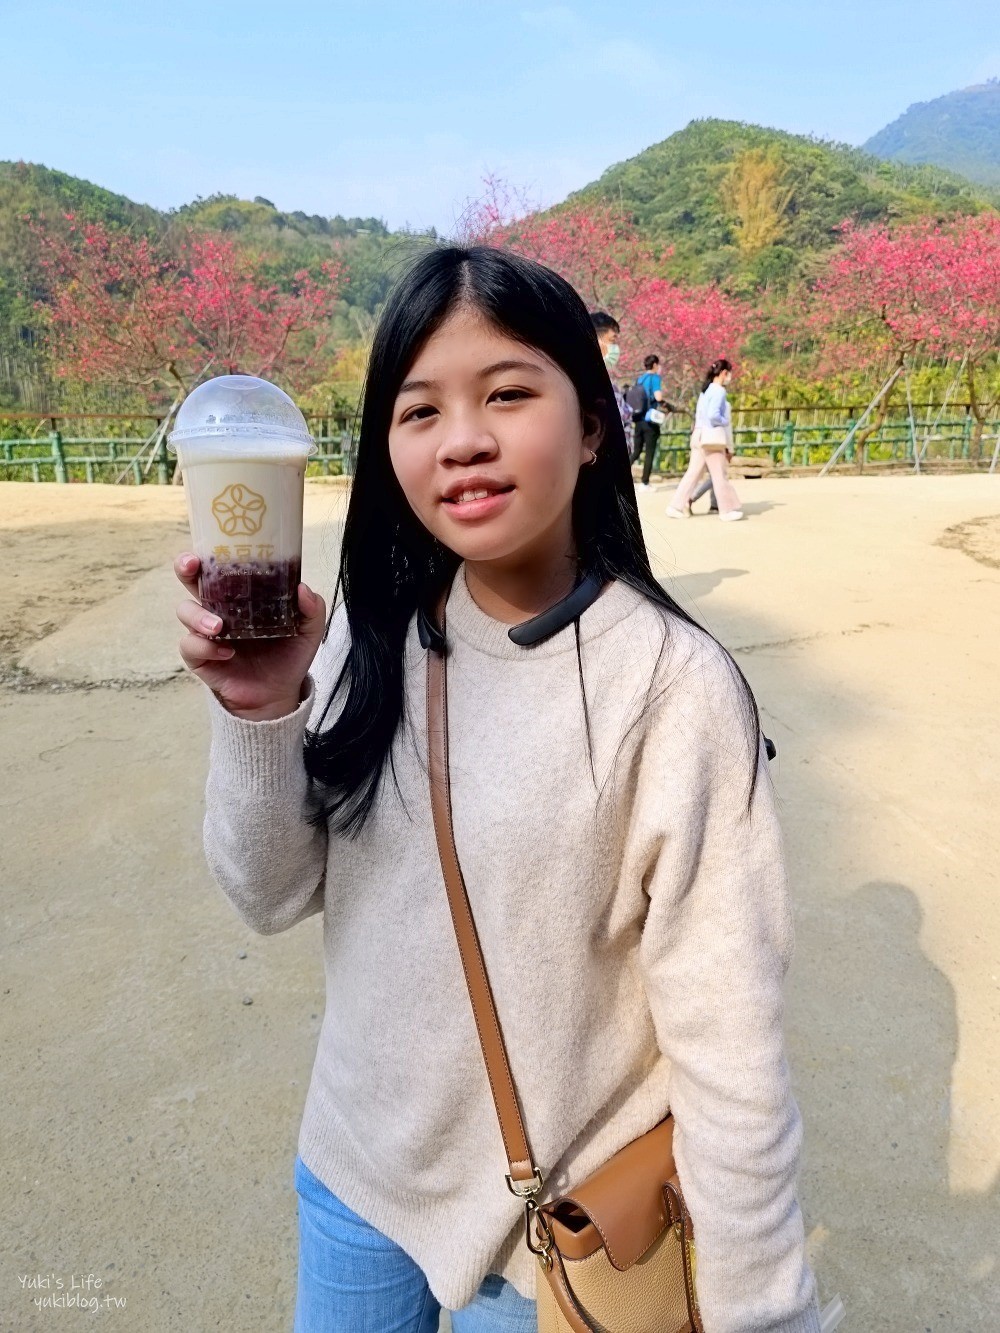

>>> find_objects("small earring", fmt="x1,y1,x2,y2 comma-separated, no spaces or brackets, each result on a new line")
585,448,598,466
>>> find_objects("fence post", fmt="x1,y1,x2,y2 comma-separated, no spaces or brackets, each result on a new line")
50,428,68,483
782,419,795,467
844,413,856,463
156,427,170,485
962,412,972,459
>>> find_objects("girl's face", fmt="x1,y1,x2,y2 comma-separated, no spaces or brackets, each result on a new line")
719,368,732,386
388,306,601,569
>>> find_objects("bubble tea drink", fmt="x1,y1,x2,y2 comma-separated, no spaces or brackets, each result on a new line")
169,376,317,639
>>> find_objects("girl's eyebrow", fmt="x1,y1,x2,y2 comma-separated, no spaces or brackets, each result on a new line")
397,359,546,396
478,358,546,379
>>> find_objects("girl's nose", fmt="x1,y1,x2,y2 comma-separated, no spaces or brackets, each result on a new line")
439,424,499,465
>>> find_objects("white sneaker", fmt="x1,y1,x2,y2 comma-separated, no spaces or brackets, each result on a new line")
720,510,744,522
665,506,689,519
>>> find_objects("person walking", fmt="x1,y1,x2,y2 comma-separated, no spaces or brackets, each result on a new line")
667,359,743,521
589,310,634,453
174,249,819,1332
690,474,719,513
629,354,671,490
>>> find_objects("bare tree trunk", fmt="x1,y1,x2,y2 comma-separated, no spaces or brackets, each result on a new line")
168,361,189,485
966,359,986,461
854,354,904,473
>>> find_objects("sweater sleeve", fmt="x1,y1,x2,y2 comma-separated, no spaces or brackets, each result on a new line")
633,635,820,1333
706,383,730,428
200,610,347,936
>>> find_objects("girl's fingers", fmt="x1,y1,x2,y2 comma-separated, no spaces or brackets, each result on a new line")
174,552,202,596
176,598,224,637
297,583,319,618
179,632,235,670
297,584,327,637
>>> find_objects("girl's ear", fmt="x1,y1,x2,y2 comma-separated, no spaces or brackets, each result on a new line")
582,403,605,449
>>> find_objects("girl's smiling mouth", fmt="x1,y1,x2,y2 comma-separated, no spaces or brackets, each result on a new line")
441,485,515,520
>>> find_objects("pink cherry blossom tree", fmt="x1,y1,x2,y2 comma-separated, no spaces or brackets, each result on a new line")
32,217,344,404
457,177,746,399
811,216,1000,456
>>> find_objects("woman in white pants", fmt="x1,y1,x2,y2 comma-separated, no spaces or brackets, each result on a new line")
667,359,743,521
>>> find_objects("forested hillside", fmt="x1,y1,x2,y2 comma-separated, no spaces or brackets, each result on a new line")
2,112,998,414
567,118,989,291
0,161,434,408
864,81,1000,188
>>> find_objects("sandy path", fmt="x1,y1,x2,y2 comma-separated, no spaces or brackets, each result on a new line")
0,481,350,683
2,475,998,1330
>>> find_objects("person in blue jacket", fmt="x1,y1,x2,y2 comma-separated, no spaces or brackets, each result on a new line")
631,355,675,490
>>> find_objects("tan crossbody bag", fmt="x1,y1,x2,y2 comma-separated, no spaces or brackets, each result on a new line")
425,593,703,1333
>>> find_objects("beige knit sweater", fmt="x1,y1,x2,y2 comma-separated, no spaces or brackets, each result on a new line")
201,566,821,1332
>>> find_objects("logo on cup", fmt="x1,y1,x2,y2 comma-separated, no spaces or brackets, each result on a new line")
212,483,267,537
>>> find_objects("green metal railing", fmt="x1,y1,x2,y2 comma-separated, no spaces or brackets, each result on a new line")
0,405,997,482
0,412,357,484
649,403,999,473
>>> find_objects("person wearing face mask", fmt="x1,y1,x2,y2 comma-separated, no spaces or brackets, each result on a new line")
590,311,634,452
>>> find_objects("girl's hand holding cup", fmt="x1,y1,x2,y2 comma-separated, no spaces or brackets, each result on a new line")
169,375,325,721
174,552,326,721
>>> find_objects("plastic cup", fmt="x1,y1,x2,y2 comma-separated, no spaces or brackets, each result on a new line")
168,375,317,640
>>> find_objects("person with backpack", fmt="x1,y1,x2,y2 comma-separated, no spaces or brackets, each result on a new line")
590,310,634,451
174,249,820,1332
627,354,674,490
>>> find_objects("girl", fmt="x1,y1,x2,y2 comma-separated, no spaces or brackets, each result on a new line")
666,359,743,521
174,248,820,1332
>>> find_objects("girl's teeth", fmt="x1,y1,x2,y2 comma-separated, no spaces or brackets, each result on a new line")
458,489,491,503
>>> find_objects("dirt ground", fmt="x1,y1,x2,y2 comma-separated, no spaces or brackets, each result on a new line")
0,484,195,678
2,474,998,1331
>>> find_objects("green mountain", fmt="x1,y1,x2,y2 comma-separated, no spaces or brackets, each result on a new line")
2,118,997,408
0,160,422,318
863,81,1000,188
1,162,163,409
567,118,990,291
0,161,433,408
0,159,161,232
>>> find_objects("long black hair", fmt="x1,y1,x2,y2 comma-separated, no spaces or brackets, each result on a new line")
304,246,760,836
701,358,733,393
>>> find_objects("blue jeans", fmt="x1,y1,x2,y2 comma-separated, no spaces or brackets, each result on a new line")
293,1155,538,1332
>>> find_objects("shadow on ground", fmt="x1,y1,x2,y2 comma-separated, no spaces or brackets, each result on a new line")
659,568,749,614
654,569,998,1327
799,879,997,1327
3,506,997,1330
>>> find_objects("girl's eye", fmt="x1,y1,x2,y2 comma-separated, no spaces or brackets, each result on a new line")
401,405,438,423
491,388,531,404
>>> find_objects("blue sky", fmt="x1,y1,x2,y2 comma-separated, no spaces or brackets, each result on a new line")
4,1,997,232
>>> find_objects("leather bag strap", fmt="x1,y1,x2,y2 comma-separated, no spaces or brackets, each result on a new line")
425,590,540,1188
424,588,701,1333
543,1250,599,1333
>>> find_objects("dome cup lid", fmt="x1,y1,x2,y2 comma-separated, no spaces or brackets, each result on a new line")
167,374,317,453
